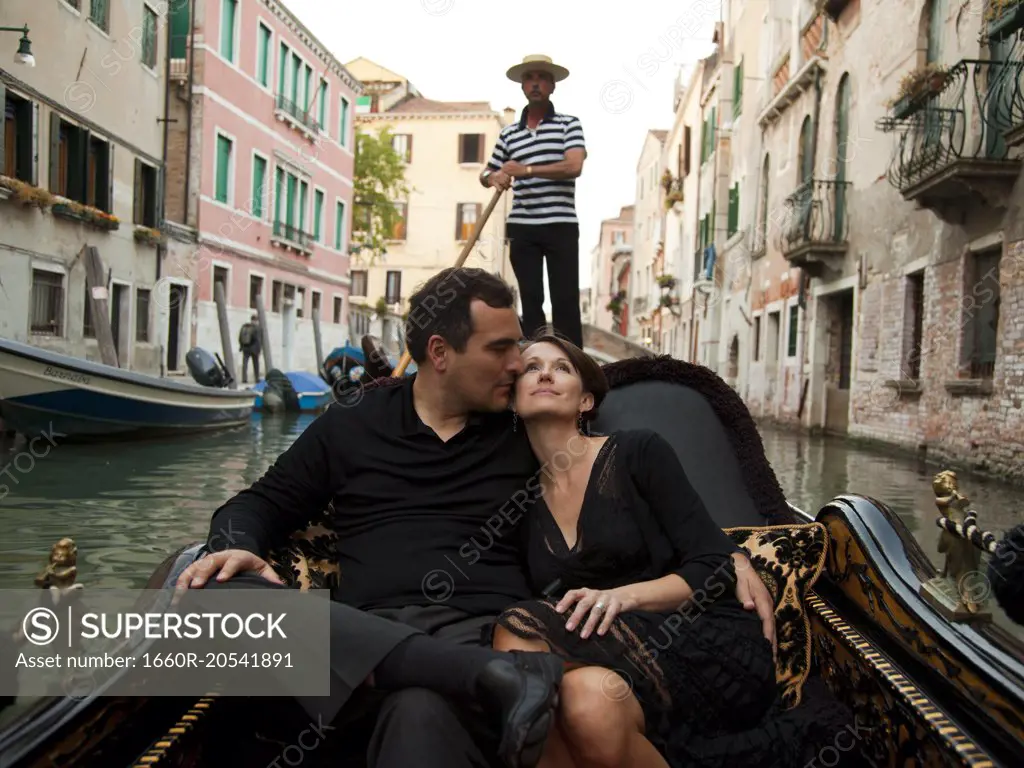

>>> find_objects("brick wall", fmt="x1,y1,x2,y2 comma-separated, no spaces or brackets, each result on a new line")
848,242,1024,483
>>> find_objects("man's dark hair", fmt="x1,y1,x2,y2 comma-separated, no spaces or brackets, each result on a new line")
405,268,516,363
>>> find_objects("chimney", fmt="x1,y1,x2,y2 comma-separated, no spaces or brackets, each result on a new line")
503,106,516,125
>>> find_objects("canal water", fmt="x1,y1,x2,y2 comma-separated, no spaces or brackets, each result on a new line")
1,416,1022,634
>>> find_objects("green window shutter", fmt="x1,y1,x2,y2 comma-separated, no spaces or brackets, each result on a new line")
339,98,349,147
299,180,308,231
733,59,743,117
257,24,271,86
215,135,231,203
142,7,157,68
335,202,344,249
252,156,266,218
290,53,300,104
319,81,328,128
274,168,284,223
220,0,236,63
285,173,296,227
314,189,324,240
170,1,190,59
278,43,288,94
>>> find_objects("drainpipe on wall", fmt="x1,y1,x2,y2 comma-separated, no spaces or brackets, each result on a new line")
797,24,826,423
183,0,197,230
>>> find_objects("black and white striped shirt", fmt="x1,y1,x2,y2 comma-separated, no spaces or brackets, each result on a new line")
486,102,586,226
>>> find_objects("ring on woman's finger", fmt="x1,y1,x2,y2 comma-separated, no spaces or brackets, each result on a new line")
593,601,606,612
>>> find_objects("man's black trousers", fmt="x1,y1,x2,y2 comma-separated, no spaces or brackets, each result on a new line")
195,575,502,768
507,222,583,348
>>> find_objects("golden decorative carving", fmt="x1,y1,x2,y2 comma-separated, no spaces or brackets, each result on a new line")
922,470,992,622
12,538,85,646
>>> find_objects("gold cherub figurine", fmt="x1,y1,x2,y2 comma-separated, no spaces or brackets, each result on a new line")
933,471,983,613
12,538,84,646
34,537,84,598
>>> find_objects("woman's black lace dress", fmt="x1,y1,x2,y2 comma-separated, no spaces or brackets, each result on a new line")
495,429,817,767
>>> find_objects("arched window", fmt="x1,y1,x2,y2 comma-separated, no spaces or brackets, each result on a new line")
798,116,814,187
834,74,851,238
926,0,944,65
758,154,770,247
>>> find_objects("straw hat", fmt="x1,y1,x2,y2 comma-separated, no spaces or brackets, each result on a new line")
506,54,570,83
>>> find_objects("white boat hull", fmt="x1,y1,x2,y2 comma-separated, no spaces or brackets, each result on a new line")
0,338,255,440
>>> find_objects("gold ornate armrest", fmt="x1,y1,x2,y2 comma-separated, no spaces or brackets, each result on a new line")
265,505,342,592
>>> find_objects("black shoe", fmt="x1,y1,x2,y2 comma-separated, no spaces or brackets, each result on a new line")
476,651,563,768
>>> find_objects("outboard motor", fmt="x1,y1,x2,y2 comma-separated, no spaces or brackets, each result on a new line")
186,347,232,388
262,368,300,412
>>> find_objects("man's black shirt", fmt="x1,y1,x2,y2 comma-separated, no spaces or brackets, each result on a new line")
207,377,540,615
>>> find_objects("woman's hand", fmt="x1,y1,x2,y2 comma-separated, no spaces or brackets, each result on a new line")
555,587,637,639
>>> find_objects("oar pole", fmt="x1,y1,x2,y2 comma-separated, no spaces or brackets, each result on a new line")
391,187,506,377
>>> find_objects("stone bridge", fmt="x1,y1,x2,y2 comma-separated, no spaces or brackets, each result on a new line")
583,324,655,363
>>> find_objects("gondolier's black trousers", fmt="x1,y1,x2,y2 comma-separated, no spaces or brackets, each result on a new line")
508,222,583,348
197,575,502,768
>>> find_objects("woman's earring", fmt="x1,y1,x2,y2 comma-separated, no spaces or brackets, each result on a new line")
512,410,518,432
577,413,583,434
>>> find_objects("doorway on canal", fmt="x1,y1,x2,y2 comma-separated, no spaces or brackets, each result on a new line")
819,287,855,434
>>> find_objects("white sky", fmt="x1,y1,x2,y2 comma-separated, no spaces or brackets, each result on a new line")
285,0,720,289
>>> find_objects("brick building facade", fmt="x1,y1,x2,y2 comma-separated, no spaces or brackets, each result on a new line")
161,0,362,376
622,0,1024,482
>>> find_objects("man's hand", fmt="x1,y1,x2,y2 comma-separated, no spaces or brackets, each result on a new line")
486,170,513,190
174,549,284,591
500,161,530,177
732,552,776,657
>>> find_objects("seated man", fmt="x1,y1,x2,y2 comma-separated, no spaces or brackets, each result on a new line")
176,267,775,768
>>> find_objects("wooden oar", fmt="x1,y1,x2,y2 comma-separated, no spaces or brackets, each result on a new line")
391,186,506,377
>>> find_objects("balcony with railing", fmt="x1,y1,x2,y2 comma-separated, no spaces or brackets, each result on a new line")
274,93,320,138
987,5,1024,147
877,58,1022,219
774,179,850,277
271,220,314,254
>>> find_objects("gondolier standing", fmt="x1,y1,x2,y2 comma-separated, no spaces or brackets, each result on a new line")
481,54,586,348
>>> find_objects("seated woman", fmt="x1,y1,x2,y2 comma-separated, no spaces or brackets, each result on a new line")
492,335,786,768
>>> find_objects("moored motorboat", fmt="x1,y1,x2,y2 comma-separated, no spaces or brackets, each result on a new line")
0,354,1022,767
0,337,255,441
251,370,333,413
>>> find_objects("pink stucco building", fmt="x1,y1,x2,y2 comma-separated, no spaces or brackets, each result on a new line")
161,0,362,376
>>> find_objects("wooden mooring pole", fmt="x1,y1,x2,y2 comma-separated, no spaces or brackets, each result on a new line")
255,294,274,372
82,246,119,367
213,281,238,387
312,308,324,376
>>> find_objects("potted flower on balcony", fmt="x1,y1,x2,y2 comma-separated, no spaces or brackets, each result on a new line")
375,296,390,317
987,0,1024,41
88,209,121,231
606,290,626,317
661,169,674,193
656,274,677,290
887,62,949,119
134,225,167,247
0,175,55,209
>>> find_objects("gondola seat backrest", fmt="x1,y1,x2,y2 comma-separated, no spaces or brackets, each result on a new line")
591,379,766,528
593,356,792,527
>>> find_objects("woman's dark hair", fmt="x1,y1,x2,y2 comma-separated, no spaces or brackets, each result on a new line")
524,333,609,423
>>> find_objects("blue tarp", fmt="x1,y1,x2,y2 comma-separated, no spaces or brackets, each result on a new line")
251,371,331,395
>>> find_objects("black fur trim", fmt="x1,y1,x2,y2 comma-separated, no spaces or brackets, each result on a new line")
988,522,1024,625
601,355,792,525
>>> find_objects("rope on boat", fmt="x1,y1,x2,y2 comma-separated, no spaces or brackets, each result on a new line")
935,508,999,554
